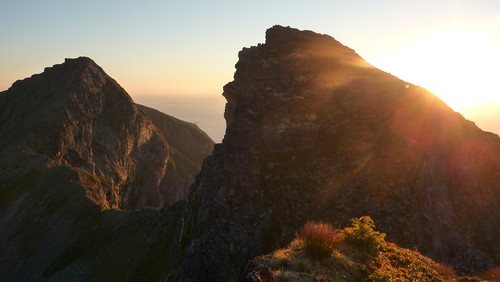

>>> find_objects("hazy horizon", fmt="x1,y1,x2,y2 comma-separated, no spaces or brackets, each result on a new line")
134,94,226,143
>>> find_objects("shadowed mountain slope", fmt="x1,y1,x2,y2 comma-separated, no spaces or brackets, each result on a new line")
170,25,500,280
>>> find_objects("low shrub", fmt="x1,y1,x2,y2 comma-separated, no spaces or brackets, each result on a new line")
296,221,342,259
343,216,386,257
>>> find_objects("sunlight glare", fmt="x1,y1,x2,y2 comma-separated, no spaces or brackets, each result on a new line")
367,28,500,111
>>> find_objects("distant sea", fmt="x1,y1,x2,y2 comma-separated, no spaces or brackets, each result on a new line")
133,94,227,143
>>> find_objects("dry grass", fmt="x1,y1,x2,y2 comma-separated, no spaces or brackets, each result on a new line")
296,221,343,259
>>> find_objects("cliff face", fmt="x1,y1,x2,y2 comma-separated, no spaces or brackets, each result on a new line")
173,26,500,280
0,57,213,280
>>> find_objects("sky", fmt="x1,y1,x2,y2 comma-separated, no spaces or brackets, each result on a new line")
1,1,499,141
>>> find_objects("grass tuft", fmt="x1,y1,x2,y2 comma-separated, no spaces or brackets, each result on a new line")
296,221,343,259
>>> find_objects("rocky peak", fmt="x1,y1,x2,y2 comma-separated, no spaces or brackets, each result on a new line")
0,57,213,210
263,25,356,58
0,57,215,280
224,26,386,152
7,57,118,103
175,26,500,280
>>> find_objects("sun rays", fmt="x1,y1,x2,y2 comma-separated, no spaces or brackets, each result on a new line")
367,27,500,111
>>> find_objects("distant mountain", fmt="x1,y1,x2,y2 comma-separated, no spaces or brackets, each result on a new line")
0,57,213,280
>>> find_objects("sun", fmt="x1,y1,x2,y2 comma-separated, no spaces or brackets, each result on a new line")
367,27,500,111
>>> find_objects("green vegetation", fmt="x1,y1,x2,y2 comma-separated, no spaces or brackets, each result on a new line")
254,216,462,281
343,216,386,257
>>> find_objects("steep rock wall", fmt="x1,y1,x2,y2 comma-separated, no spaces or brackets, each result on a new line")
173,26,500,280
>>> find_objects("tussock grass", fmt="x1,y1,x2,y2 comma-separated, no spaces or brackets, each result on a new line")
296,221,343,259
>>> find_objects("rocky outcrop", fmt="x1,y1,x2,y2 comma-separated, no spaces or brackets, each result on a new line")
172,26,500,280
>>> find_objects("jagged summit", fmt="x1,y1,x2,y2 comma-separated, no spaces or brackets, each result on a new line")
62,56,98,66
8,56,113,93
1,56,133,142
264,25,358,56
52,56,100,71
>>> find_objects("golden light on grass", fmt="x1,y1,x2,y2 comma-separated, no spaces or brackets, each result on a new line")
296,221,343,259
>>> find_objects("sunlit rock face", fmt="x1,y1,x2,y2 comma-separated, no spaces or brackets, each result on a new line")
174,25,500,280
